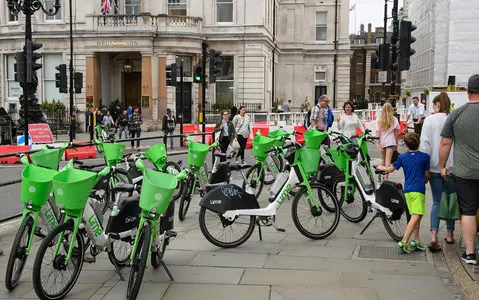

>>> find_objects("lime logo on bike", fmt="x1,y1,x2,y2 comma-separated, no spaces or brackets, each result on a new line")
88,215,102,237
276,184,291,204
45,208,57,229
29,186,36,193
154,193,163,201
56,188,64,196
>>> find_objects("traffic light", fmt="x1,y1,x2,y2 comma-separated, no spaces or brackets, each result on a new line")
372,43,390,70
398,20,417,71
166,63,177,86
193,64,203,83
55,64,67,93
74,72,83,94
209,49,222,84
14,51,26,84
26,41,43,83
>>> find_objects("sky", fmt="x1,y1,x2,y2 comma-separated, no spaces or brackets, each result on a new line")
349,0,404,34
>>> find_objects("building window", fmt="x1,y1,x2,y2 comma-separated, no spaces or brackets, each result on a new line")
168,0,186,16
125,0,140,15
217,0,233,23
6,55,21,99
7,9,18,22
175,56,192,77
356,72,363,84
376,37,384,44
354,39,365,45
315,12,327,41
356,55,363,64
215,56,234,103
43,54,63,103
45,0,61,20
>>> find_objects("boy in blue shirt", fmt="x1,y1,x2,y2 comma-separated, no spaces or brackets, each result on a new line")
378,132,430,253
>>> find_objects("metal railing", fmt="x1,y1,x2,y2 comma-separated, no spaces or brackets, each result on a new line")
93,14,202,32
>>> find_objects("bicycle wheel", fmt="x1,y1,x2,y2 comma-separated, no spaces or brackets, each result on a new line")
243,164,264,199
199,207,256,248
178,173,195,221
32,221,85,300
162,161,184,201
333,177,368,223
107,168,134,212
151,236,168,269
381,206,411,242
291,183,340,240
127,223,151,300
5,214,34,290
264,155,284,185
108,239,132,267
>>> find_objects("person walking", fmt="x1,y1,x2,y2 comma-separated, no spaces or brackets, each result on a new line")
284,100,292,122
117,110,129,139
162,108,176,149
129,107,143,150
336,101,365,138
419,92,455,252
127,105,133,115
102,110,114,133
214,110,236,161
301,97,311,112
376,102,399,179
439,74,479,265
232,106,251,164
310,95,333,146
407,96,425,136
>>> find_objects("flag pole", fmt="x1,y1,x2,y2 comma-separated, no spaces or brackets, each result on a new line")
355,4,357,33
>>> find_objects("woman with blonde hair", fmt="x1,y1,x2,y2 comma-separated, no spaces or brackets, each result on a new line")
376,102,399,179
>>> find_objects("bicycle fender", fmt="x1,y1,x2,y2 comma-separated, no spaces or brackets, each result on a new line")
375,181,406,213
199,184,260,214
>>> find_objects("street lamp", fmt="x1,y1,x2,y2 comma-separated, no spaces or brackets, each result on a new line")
6,0,61,145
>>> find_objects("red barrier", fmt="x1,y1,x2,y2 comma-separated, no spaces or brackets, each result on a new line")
294,126,306,145
0,146,30,164
246,127,269,149
65,142,96,160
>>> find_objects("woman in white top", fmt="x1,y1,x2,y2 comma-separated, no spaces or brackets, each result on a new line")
419,92,455,251
232,105,251,164
336,101,365,138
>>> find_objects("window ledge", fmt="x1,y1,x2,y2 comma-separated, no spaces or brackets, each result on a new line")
315,40,328,43
215,22,235,25
44,20,63,24
6,21,20,25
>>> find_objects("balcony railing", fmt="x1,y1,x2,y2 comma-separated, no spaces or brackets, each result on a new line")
93,14,202,33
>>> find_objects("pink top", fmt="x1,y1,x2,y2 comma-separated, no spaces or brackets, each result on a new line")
376,118,399,148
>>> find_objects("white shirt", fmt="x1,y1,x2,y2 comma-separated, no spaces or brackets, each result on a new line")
419,113,453,173
338,114,365,138
408,103,425,120
232,114,251,138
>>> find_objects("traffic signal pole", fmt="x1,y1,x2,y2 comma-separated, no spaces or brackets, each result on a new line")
180,59,184,147
69,0,74,142
391,0,399,95
23,8,31,145
201,42,207,143
381,0,387,102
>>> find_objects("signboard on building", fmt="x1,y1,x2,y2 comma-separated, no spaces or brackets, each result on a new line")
28,124,54,144
378,71,387,83
97,40,139,47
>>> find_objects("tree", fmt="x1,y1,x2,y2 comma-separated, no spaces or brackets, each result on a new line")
17,73,46,130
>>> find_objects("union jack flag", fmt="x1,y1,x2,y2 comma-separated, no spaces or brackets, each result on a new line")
349,3,356,11
101,0,111,15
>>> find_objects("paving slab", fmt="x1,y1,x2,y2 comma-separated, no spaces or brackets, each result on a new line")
279,233,328,246
326,258,374,273
279,244,354,259
22,283,102,299
102,281,169,300
263,255,328,271
240,268,339,287
76,270,117,284
189,251,267,268
372,260,438,275
270,286,379,300
162,284,270,300
163,249,198,266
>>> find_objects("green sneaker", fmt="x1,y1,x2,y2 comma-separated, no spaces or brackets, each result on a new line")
397,241,414,253
410,240,427,251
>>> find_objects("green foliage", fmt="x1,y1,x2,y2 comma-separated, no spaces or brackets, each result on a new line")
40,99,66,112
423,88,429,95
404,90,411,97
212,99,232,112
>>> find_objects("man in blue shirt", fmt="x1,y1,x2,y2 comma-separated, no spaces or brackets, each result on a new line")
378,132,430,253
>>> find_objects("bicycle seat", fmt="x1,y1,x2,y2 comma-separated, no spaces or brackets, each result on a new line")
214,153,226,158
113,182,135,193
344,144,360,159
228,163,251,171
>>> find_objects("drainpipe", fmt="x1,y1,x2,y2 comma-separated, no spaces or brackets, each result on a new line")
271,0,277,110
333,0,338,108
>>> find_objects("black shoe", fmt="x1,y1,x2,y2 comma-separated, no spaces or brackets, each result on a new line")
462,252,477,265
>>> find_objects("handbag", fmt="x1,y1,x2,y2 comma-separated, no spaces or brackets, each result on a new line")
232,137,240,151
438,180,459,220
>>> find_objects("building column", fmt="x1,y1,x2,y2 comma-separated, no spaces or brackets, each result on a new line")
86,54,102,108
365,51,372,102
158,56,167,120
141,55,152,120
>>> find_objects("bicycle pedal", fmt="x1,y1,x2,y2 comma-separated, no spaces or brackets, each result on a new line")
269,220,285,232
166,231,177,238
34,227,47,239
275,228,286,233
84,256,95,264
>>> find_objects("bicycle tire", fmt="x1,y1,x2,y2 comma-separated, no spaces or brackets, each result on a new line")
108,239,132,267
178,173,194,221
127,223,151,300
199,207,256,248
291,183,340,240
264,155,284,185
32,221,85,300
162,161,184,201
333,177,368,223
242,164,264,199
5,214,34,290
381,206,411,242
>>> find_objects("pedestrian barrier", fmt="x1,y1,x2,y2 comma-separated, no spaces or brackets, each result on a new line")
0,146,30,164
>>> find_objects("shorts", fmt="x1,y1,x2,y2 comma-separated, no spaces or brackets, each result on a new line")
383,145,396,149
405,192,425,215
453,175,479,216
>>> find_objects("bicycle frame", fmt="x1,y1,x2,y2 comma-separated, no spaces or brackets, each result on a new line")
129,212,161,266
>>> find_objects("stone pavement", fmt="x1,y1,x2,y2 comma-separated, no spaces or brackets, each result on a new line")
0,144,470,300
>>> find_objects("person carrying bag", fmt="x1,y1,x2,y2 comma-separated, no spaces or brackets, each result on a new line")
438,178,459,221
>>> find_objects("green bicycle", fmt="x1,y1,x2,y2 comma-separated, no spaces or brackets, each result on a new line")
126,158,187,299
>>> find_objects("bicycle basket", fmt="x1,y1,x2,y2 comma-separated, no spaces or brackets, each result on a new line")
144,143,168,169
304,129,327,149
268,128,289,147
187,141,210,167
253,135,276,160
52,168,99,211
140,168,177,213
299,148,320,175
21,165,58,206
329,146,348,172
101,143,126,165
30,148,64,170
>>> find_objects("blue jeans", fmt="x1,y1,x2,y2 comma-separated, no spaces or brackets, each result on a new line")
430,172,455,232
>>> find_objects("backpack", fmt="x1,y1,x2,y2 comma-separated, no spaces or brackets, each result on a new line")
166,115,176,131
303,110,312,129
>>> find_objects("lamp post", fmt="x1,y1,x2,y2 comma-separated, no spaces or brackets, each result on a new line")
6,0,61,145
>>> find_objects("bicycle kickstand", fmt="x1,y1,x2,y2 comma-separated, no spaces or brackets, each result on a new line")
256,219,263,241
113,260,125,281
160,260,175,281
359,212,381,236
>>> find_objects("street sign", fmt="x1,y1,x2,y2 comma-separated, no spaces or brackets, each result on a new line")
379,71,387,83
28,124,54,144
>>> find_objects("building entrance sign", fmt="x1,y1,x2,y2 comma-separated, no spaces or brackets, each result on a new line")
96,40,139,47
